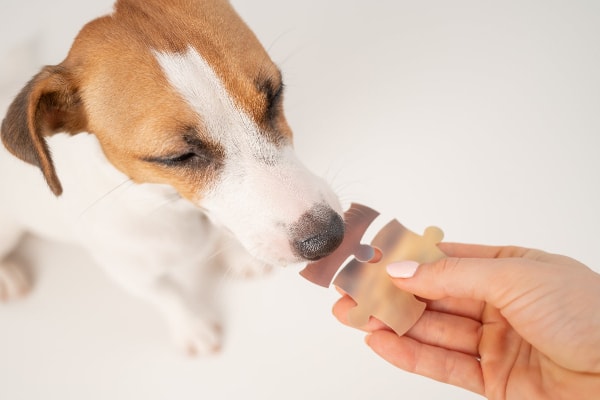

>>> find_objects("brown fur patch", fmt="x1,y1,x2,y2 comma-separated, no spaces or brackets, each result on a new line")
1,66,88,195
2,0,292,200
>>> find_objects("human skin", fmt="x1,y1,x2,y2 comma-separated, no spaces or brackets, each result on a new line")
332,243,600,399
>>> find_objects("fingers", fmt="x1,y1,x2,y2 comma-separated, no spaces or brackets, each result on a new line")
425,297,485,321
366,330,484,395
407,310,481,357
387,256,533,307
437,243,532,259
333,295,482,357
438,242,559,264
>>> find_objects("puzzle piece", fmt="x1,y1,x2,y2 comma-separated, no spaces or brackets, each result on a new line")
300,203,446,336
299,204,380,287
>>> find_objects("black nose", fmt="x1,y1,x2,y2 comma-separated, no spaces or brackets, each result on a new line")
290,205,345,261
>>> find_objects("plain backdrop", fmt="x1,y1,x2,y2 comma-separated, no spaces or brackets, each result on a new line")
1,1,599,399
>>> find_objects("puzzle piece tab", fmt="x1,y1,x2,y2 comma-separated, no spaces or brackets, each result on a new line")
300,203,446,336
299,204,380,287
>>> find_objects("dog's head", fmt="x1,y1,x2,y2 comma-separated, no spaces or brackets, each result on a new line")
0,0,344,266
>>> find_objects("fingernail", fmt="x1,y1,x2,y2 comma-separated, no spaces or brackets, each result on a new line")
387,261,420,278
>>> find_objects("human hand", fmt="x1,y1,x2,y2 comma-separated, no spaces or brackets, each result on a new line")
332,243,600,399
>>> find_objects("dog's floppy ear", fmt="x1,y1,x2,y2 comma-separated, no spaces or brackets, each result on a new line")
1,65,87,196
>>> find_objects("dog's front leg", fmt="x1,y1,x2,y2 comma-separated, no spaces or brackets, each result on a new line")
79,215,224,357
0,218,30,302
98,258,222,355
142,274,222,355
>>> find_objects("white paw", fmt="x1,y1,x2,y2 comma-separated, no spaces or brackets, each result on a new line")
218,236,274,279
0,261,31,302
226,257,273,279
169,314,222,356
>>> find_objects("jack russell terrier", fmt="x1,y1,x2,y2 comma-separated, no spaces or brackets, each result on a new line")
0,0,344,355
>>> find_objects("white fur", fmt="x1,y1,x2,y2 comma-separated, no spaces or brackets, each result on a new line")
0,133,235,353
153,47,278,162
0,46,339,355
155,47,341,265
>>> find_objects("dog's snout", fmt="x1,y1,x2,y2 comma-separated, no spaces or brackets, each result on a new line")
290,205,344,261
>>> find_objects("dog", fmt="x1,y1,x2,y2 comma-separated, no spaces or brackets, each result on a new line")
0,0,344,355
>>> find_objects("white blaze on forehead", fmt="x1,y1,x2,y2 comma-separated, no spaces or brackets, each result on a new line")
153,46,341,264
153,46,276,161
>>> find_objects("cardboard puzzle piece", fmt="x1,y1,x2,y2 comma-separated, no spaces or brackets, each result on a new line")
300,205,380,287
300,203,446,336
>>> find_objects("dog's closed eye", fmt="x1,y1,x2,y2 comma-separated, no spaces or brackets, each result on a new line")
265,82,284,112
151,152,202,167
256,72,284,122
144,128,223,169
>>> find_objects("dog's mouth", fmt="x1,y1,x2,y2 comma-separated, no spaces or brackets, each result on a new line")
288,204,345,261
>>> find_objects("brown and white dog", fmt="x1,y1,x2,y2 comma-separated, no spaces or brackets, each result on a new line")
0,0,343,354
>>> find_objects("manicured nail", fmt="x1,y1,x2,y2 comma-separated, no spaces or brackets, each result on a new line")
386,261,420,278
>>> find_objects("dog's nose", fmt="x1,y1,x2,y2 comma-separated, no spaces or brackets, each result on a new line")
290,205,345,261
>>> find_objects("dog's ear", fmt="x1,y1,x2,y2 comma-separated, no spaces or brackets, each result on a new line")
1,65,87,196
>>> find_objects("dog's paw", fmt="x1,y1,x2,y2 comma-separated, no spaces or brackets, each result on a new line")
226,257,273,279
218,236,274,279
169,314,222,356
0,260,31,302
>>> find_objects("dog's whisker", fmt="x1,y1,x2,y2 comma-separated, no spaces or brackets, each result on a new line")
332,181,360,201
327,164,346,186
266,28,295,54
144,193,185,216
276,44,307,69
77,178,133,220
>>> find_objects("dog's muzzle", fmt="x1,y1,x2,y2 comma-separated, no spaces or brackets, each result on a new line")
290,204,345,261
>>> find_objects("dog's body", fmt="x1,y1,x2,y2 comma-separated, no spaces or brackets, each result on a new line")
0,0,343,354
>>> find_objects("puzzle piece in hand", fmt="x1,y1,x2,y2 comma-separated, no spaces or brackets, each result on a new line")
300,203,446,336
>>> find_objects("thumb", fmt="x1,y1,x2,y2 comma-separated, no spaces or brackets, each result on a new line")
386,257,533,306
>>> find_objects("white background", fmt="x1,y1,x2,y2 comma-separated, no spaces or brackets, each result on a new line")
1,1,599,399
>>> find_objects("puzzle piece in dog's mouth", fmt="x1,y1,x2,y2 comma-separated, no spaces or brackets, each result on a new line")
300,203,446,336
